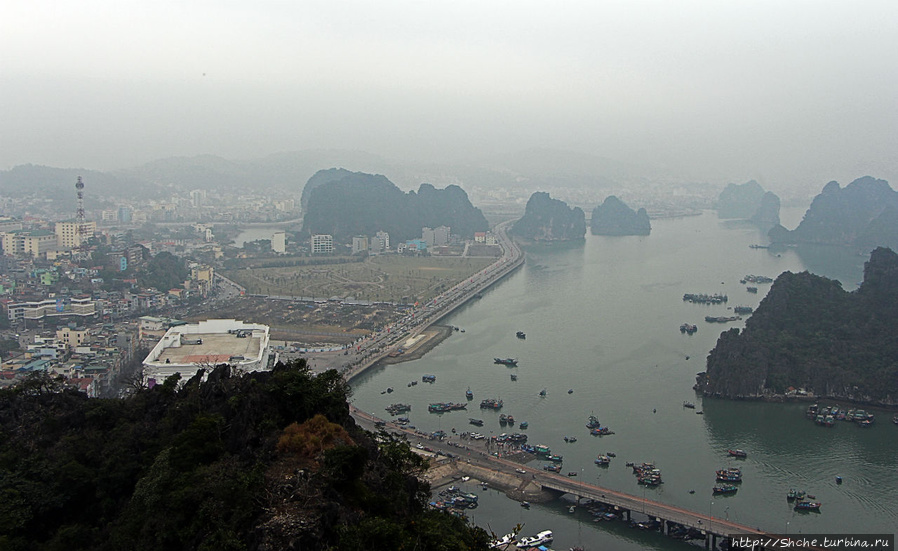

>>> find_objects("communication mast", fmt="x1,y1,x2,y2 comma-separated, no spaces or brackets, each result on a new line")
75,176,87,258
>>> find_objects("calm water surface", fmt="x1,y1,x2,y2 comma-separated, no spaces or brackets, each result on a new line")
350,210,896,549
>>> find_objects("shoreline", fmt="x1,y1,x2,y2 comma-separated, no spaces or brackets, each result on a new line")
375,325,454,366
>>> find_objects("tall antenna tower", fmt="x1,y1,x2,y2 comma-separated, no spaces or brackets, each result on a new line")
75,176,87,257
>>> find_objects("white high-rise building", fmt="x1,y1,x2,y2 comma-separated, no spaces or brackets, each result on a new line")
272,231,286,254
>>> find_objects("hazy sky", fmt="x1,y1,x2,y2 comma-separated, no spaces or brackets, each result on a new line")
3,1,896,187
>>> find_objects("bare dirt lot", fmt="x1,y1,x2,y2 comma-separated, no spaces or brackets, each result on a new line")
224,255,495,303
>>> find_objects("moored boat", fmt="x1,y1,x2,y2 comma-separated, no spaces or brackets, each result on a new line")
728,449,748,458
480,398,503,409
794,501,821,512
469,418,484,426
713,484,739,495
516,530,553,548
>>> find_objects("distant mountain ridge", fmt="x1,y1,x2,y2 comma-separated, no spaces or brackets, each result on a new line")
701,247,898,405
509,192,586,241
768,176,898,250
590,196,651,236
300,169,488,243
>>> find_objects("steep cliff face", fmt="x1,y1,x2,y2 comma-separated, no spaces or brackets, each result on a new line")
702,247,898,405
750,191,781,230
768,176,898,249
590,196,651,236
301,169,488,242
510,192,586,241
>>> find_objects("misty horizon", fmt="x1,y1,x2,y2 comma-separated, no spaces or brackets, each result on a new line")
2,1,896,191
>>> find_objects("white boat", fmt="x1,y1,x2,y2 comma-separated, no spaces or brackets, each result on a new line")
516,530,553,548
489,533,516,549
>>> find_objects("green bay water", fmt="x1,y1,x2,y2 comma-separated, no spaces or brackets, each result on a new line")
350,210,897,549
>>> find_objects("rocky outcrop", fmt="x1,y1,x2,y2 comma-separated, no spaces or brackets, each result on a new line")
590,196,651,236
510,192,586,241
701,247,898,405
301,169,488,242
768,176,898,249
717,180,781,230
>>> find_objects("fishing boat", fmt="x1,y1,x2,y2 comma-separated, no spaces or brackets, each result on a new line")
519,421,529,429
786,489,806,501
494,358,518,366
794,501,821,512
716,468,742,482
586,415,601,429
510,373,518,381
543,464,561,473
563,436,577,443
713,484,739,495
422,374,436,383
595,455,611,466
539,388,547,397
728,449,748,458
679,323,698,334
469,418,484,426
480,398,503,410
683,401,696,409
546,454,564,462
516,331,526,339
506,415,515,425
466,387,474,400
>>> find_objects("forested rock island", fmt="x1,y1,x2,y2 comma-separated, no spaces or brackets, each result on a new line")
768,176,898,250
701,247,898,406
0,363,490,550
301,169,489,243
590,195,651,236
509,192,586,242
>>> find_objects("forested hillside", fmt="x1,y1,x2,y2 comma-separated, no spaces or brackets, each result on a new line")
702,247,898,405
0,362,489,551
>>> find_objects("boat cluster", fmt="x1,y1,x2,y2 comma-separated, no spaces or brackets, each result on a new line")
733,306,754,315
385,403,411,415
631,462,663,486
787,489,822,512
679,323,698,334
428,402,467,413
586,414,615,436
498,413,516,425
705,315,742,323
422,374,436,383
480,398,503,409
683,292,728,304
595,454,612,466
807,404,875,427
430,485,479,515
741,275,773,284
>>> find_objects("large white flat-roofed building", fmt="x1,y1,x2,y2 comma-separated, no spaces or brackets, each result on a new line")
143,319,271,385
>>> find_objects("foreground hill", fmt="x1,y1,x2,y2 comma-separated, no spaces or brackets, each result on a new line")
701,247,898,405
301,169,488,243
510,192,586,241
590,196,651,236
0,363,489,551
768,176,898,249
